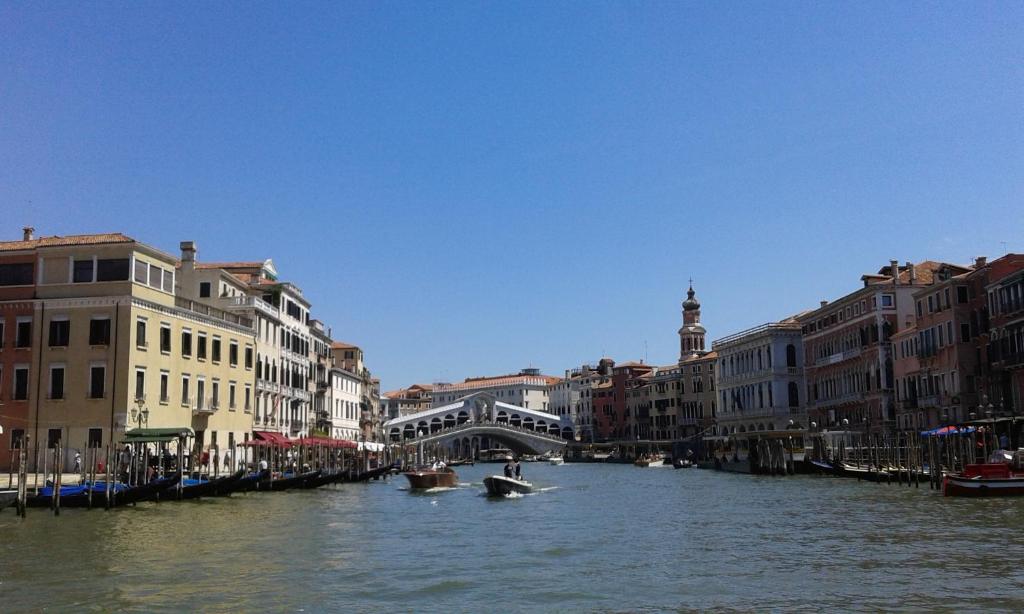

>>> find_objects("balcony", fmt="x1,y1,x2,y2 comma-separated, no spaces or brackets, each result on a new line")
228,295,280,319
811,391,865,409
192,398,216,416
813,347,862,367
257,380,281,394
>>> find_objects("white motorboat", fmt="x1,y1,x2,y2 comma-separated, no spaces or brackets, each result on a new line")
548,456,564,465
483,475,534,496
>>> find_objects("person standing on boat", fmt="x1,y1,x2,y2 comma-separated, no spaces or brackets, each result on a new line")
503,456,515,478
514,457,522,480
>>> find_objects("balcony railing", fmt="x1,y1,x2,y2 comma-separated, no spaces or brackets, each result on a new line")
813,347,862,367
228,295,280,319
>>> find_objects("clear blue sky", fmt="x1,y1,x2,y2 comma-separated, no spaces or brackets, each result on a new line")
2,3,1022,390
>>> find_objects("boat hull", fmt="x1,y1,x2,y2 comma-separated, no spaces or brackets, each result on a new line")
403,470,458,489
483,475,533,496
943,474,1024,497
0,490,17,509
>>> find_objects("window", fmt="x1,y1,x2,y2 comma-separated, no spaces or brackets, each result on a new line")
160,325,171,353
212,337,221,363
881,294,894,308
50,366,65,400
134,259,148,283
197,379,206,410
160,371,169,403
229,342,239,367
89,365,105,398
181,375,191,405
48,319,70,347
199,282,211,298
961,322,971,343
197,334,207,360
148,265,162,289
0,321,4,347
927,296,934,313
0,262,33,286
245,347,253,369
89,318,111,345
88,428,102,448
96,258,130,281
14,367,29,400
134,368,145,401
73,259,94,283
162,269,173,293
10,428,26,449
47,428,61,449
181,330,192,357
15,319,31,347
229,382,236,409
244,385,252,411
136,318,147,348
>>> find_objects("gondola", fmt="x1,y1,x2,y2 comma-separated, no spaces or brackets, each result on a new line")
234,470,270,492
26,475,180,508
262,470,320,492
1,490,18,509
178,469,246,500
298,471,340,489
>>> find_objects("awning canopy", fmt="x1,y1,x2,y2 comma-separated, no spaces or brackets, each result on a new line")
358,441,385,452
921,425,977,437
295,436,358,449
253,431,294,446
124,427,194,443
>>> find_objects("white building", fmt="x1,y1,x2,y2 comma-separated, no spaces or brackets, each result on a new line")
327,365,362,441
548,362,611,441
432,368,559,412
713,319,806,436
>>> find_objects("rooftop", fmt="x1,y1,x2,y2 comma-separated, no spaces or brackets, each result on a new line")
0,232,135,252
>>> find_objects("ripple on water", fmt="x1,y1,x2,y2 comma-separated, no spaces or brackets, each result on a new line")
4,465,1024,611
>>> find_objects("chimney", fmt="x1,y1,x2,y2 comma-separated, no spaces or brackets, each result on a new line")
22,226,34,241
179,241,197,275
890,260,899,285
906,261,916,284
975,256,987,268
820,300,828,308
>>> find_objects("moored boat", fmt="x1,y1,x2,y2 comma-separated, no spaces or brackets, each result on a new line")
1,490,19,509
403,468,458,489
943,459,1024,497
548,456,564,466
483,475,533,496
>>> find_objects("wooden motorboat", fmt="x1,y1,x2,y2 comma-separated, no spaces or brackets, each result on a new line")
634,454,661,467
943,462,1024,497
483,475,533,496
402,468,458,489
672,458,694,469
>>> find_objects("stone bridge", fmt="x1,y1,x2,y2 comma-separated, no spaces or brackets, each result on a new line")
383,392,572,457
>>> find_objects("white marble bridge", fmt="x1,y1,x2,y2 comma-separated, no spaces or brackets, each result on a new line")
383,392,572,456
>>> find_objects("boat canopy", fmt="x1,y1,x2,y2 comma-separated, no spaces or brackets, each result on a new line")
921,425,977,437
124,427,193,443
252,431,294,446
295,436,358,449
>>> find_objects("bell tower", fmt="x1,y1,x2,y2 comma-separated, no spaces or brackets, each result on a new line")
678,280,707,363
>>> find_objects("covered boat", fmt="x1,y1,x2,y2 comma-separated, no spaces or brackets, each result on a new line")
483,475,533,496
943,451,1024,497
403,467,458,489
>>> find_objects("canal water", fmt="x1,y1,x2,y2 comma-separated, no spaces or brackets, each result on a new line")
3,463,1024,612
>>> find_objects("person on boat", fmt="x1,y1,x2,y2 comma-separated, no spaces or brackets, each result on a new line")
503,457,515,478
514,458,522,480
259,457,269,473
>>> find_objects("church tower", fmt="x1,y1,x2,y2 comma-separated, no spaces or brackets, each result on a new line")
678,282,707,363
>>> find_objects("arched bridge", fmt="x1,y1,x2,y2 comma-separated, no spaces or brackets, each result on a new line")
410,422,566,456
383,392,573,457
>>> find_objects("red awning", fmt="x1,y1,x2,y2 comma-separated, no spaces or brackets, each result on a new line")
253,431,294,446
294,436,358,449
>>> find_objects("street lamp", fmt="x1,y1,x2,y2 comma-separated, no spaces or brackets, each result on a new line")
130,402,149,430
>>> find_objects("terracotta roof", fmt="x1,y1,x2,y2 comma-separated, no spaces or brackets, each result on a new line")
331,341,360,350
614,361,651,369
0,233,135,252
195,262,265,270
435,373,561,392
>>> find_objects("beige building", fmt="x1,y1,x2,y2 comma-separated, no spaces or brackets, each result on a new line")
432,368,559,411
0,231,255,469
381,384,434,419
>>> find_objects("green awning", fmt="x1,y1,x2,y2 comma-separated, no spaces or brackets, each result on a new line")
123,427,194,443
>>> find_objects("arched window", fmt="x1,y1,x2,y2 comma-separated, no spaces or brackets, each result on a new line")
786,344,797,368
